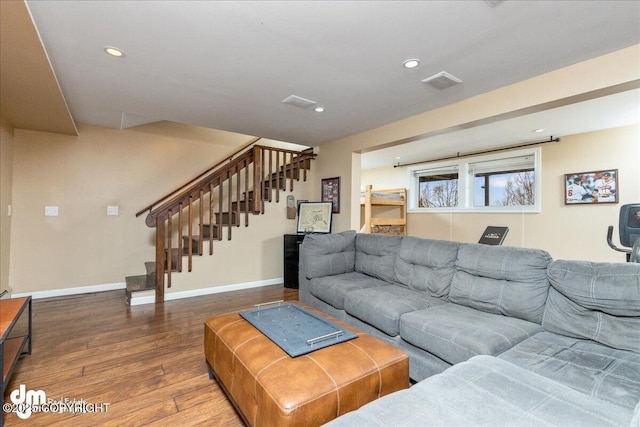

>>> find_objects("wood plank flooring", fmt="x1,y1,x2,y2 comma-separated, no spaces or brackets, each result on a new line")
2,285,298,426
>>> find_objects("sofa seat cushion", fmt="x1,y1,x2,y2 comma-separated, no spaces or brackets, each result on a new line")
309,272,388,310
323,355,632,427
499,331,640,411
344,286,446,336
400,304,541,365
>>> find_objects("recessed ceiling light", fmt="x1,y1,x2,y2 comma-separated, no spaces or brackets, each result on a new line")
314,107,325,113
403,59,420,69
104,46,125,57
533,128,545,133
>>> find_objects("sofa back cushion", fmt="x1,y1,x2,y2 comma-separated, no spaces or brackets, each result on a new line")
543,260,640,352
394,236,459,298
449,243,552,323
355,233,403,283
302,230,356,279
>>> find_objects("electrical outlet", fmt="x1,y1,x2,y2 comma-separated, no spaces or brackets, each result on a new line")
7,205,11,216
107,205,119,216
44,206,59,216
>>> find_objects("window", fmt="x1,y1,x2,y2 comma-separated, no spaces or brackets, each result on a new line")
471,155,536,207
417,167,458,207
409,148,540,213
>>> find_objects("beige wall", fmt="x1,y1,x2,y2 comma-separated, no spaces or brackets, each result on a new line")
318,45,639,260
9,123,313,295
1,117,14,296
362,124,639,262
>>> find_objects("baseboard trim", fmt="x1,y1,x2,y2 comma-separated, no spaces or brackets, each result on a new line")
129,278,284,306
12,282,126,300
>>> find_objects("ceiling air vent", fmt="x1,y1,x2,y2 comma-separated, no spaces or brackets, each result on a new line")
421,71,462,90
484,0,506,7
282,95,317,109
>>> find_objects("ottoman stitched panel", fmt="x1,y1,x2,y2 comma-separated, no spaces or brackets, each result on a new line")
204,304,409,427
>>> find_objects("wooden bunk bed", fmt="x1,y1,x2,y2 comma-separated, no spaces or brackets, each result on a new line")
360,184,407,235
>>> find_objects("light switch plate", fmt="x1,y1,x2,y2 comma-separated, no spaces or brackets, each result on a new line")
45,206,58,216
107,205,119,216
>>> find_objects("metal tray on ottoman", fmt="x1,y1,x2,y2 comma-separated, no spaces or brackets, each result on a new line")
204,302,409,427
239,302,358,357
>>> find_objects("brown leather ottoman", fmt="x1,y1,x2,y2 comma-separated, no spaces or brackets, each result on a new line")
204,303,409,427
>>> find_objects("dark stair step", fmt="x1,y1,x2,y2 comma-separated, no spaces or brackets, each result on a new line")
125,274,155,303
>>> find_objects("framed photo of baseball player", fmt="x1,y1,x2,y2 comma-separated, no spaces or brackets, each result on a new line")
564,169,618,205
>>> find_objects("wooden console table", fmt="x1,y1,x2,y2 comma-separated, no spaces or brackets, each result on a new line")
1,296,32,426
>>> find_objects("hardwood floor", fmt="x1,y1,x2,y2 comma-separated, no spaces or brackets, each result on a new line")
2,285,298,426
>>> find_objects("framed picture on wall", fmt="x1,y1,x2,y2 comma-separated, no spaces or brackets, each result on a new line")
564,169,618,205
321,177,340,213
296,202,333,233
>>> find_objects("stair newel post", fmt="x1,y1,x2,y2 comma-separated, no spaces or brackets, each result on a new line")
227,169,232,240
188,195,193,272
155,215,166,304
252,146,262,214
244,158,249,227
198,189,204,256
209,182,214,255
268,149,273,202
177,203,183,272
296,151,301,182
167,209,173,288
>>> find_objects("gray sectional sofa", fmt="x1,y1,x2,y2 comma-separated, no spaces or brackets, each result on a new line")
298,230,640,426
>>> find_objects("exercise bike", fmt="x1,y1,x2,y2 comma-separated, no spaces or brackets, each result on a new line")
607,203,640,263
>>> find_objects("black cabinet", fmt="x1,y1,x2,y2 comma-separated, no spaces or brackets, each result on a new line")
284,234,305,289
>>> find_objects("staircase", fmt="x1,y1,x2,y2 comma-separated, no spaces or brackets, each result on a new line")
126,143,315,304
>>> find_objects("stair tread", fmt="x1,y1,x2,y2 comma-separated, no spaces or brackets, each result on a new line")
125,274,155,292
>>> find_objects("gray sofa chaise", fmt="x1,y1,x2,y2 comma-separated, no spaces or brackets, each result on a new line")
298,230,640,426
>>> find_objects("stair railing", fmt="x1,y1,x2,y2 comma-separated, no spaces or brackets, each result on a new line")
136,143,315,303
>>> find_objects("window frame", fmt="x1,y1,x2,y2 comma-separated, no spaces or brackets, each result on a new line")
408,147,541,213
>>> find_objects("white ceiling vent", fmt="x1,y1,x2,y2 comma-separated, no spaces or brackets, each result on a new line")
282,95,317,109
484,0,506,7
421,71,463,90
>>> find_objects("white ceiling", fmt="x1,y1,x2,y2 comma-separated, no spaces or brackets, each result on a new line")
18,1,640,155
362,88,640,169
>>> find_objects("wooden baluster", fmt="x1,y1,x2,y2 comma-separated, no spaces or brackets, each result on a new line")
289,151,294,191
244,159,249,226
199,189,204,256
252,146,262,214
155,216,165,304
227,169,232,240
303,152,308,181
275,150,280,203
268,149,273,202
296,151,301,182
188,196,193,272
209,182,214,255
218,176,223,241
236,163,241,228
167,209,172,288
177,203,183,272
261,147,266,213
